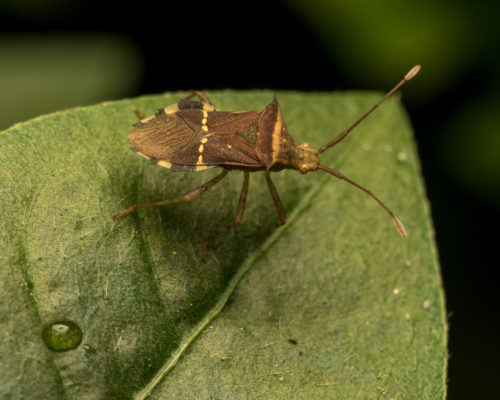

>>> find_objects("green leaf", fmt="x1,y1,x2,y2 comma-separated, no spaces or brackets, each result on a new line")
0,91,446,399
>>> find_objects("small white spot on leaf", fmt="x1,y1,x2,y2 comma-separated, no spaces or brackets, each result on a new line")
397,151,408,161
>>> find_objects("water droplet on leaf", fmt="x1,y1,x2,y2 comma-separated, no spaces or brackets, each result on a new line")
42,320,82,352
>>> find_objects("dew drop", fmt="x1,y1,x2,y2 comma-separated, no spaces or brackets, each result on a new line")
42,320,83,352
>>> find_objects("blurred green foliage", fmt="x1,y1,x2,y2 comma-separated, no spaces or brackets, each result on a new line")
440,93,500,204
0,0,78,22
0,34,142,130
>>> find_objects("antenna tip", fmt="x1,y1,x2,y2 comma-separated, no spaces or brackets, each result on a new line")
405,65,421,81
393,217,407,238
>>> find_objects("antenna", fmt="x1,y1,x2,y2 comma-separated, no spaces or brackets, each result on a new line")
314,66,421,238
318,65,420,154
317,165,407,237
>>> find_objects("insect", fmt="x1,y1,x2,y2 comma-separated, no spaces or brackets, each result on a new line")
112,66,420,261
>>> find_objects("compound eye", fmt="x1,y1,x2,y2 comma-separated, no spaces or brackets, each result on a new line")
300,164,308,174
301,142,311,148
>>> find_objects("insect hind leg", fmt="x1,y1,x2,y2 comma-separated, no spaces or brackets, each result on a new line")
112,169,229,219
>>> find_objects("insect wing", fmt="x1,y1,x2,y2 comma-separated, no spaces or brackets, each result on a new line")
170,133,261,167
170,109,263,167
129,104,266,169
128,111,198,162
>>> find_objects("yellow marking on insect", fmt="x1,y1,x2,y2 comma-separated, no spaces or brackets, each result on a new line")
200,108,209,132
135,149,173,169
157,160,173,169
202,103,216,112
162,103,180,115
135,150,153,161
198,136,208,153
271,108,284,164
132,142,215,172
201,109,209,130
193,164,212,171
140,115,155,124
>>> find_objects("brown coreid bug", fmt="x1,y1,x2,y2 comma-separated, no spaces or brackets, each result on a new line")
113,66,420,260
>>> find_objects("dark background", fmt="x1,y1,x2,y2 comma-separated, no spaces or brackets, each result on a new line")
1,0,498,398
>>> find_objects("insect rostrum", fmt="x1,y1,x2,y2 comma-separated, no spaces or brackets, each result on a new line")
112,66,420,261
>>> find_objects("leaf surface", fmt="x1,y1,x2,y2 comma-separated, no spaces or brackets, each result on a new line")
0,91,446,399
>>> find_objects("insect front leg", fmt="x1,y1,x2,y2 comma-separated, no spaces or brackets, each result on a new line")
111,169,229,219
201,171,250,261
257,171,287,254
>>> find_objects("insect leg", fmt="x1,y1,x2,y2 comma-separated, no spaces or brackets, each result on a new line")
112,169,229,219
201,171,250,261
257,171,287,253
133,108,146,120
184,91,213,105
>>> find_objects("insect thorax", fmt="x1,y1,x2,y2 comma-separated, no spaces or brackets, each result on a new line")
269,142,319,173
